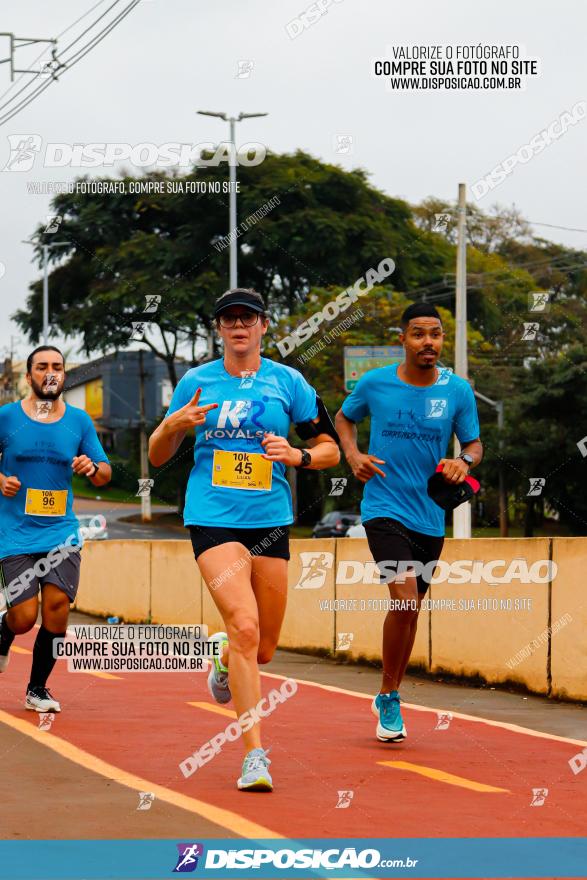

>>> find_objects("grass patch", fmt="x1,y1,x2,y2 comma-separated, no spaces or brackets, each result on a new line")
289,525,314,539
71,474,167,505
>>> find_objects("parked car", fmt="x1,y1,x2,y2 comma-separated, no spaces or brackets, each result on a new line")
312,511,360,538
77,514,109,540
345,519,366,538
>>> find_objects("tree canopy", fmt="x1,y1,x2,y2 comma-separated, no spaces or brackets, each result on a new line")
14,151,587,533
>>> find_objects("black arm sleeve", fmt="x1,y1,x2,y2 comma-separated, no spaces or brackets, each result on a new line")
294,396,340,445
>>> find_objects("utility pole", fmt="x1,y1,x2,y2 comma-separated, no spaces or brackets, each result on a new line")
0,33,62,82
41,242,69,343
42,245,49,344
138,349,151,523
8,335,21,401
22,238,68,343
453,183,471,538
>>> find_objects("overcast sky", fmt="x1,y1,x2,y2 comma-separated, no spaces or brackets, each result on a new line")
0,0,585,362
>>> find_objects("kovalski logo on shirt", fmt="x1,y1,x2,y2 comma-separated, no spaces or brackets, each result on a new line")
217,400,252,427
204,399,267,440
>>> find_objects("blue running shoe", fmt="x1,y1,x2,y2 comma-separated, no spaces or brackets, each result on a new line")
372,691,406,742
207,632,231,704
237,747,273,792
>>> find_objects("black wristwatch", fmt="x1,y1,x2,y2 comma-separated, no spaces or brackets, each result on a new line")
88,461,99,478
296,449,312,469
459,452,474,469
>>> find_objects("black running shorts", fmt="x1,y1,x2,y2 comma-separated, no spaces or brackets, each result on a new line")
189,525,290,561
363,517,444,595
0,548,82,608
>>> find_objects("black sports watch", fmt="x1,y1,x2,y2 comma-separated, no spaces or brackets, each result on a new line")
88,461,100,478
459,452,474,469
296,449,312,469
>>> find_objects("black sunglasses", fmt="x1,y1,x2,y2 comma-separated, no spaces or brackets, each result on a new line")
218,311,263,328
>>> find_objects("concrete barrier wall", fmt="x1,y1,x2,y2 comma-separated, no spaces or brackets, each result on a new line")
76,540,151,622
150,541,202,625
74,536,587,701
279,539,336,652
429,539,550,694
550,538,586,701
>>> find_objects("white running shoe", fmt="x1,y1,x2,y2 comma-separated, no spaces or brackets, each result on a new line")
237,747,273,792
25,686,61,713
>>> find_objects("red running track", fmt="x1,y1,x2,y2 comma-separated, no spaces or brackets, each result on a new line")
1,630,586,840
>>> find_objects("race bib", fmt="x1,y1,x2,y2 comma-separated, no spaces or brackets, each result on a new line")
212,450,272,491
25,488,68,517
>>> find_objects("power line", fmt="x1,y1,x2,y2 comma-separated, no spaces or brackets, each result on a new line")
0,0,140,126
59,0,123,55
0,62,55,117
444,255,587,284
403,262,587,315
58,0,115,38
60,0,140,68
404,256,587,304
527,221,587,235
0,0,112,107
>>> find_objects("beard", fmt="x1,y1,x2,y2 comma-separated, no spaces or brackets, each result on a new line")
31,375,63,401
416,350,438,369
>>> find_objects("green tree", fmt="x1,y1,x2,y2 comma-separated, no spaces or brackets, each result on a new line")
14,151,444,386
498,347,587,535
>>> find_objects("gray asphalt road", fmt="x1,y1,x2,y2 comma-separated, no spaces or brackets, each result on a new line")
106,518,189,541
73,498,189,541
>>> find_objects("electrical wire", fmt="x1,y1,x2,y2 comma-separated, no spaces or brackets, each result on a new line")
0,0,113,110
59,0,141,69
527,221,587,235
0,0,140,126
58,0,123,55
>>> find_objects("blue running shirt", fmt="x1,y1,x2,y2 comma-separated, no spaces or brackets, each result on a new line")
166,357,318,528
0,402,109,556
341,364,480,536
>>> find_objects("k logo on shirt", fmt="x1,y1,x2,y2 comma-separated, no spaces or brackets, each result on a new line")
216,400,253,428
207,399,268,440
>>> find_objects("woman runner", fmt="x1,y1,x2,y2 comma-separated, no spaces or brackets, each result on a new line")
149,288,340,791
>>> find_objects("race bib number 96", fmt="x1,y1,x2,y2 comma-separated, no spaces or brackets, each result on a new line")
212,450,273,491
25,488,68,517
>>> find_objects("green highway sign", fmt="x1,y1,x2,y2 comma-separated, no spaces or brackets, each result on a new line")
344,345,404,392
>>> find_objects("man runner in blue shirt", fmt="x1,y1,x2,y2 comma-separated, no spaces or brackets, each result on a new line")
335,303,482,742
0,346,111,712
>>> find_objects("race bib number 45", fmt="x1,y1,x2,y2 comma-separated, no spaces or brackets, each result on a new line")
212,450,273,491
25,488,68,516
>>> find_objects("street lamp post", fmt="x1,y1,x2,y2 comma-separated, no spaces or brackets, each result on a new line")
23,238,69,343
196,110,268,289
